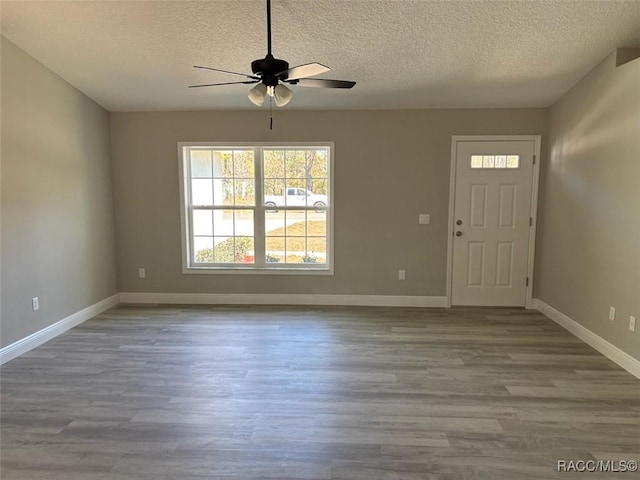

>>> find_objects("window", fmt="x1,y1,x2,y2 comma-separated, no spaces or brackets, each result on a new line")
179,143,333,273
470,155,519,169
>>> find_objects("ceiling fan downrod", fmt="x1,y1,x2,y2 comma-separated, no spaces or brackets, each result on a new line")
251,0,289,85
266,0,272,57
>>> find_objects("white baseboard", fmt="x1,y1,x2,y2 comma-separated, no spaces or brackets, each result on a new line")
119,292,448,308
0,294,120,365
533,298,640,379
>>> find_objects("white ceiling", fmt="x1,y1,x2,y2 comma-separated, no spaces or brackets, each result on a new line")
1,1,639,112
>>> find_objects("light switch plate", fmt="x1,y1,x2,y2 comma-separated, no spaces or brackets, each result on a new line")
630,316,636,332
419,214,430,224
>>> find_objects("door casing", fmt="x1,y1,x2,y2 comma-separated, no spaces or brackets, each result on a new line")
446,135,541,309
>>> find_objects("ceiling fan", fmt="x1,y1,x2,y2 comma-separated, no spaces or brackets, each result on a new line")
188,0,356,108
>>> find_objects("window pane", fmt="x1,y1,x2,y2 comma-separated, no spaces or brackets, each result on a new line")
307,149,328,178
234,210,254,237
264,178,285,205
192,209,212,236
234,179,255,205
213,210,234,236
233,150,254,178
306,185,328,208
306,210,327,262
285,178,305,189
309,179,329,196
307,211,327,236
265,210,285,236
507,155,519,168
264,150,285,178
191,150,212,177
495,155,507,168
212,151,234,178
482,155,495,168
192,179,213,205
471,155,483,168
285,250,304,264
284,210,306,236
285,150,306,179
285,184,305,207
213,179,234,206
235,237,254,264
193,236,213,263
211,226,255,263
213,236,234,263
305,237,326,264
266,237,284,264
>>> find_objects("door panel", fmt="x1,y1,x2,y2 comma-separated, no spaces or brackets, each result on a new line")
452,141,534,306
498,184,517,228
496,242,514,287
469,185,487,227
467,242,485,286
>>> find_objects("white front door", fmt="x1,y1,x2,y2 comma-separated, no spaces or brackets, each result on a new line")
451,140,536,306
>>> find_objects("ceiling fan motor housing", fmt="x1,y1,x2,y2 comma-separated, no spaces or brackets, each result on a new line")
251,55,289,86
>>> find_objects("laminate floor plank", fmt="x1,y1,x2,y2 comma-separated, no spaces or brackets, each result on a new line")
1,305,639,479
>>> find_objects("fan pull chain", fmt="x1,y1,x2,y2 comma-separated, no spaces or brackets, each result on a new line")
269,96,273,130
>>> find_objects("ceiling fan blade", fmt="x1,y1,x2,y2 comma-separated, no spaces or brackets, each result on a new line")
277,63,330,80
290,78,356,89
194,65,259,80
189,80,259,88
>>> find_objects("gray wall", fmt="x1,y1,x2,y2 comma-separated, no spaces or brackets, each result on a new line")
535,51,640,360
110,109,546,296
0,37,118,348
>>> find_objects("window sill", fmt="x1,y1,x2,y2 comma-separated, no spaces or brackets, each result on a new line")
182,266,334,275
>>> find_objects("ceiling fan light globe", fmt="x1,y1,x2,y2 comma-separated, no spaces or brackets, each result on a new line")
274,84,293,107
248,83,267,106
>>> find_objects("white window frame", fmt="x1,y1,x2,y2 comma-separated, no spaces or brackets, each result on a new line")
178,142,335,275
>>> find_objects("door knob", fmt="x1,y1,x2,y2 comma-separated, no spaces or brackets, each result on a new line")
456,219,462,225
455,231,463,237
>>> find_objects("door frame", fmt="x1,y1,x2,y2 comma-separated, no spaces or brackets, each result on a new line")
446,135,542,309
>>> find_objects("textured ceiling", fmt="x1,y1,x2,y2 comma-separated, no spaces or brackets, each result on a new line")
1,0,639,111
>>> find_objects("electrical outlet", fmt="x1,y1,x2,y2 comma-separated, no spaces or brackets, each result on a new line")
609,306,616,321
32,297,39,311
139,268,146,279
398,270,406,280
630,316,636,332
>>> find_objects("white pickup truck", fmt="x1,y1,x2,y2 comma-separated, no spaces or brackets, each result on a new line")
264,187,328,209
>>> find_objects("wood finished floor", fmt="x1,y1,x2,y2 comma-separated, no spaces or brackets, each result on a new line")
1,305,639,480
